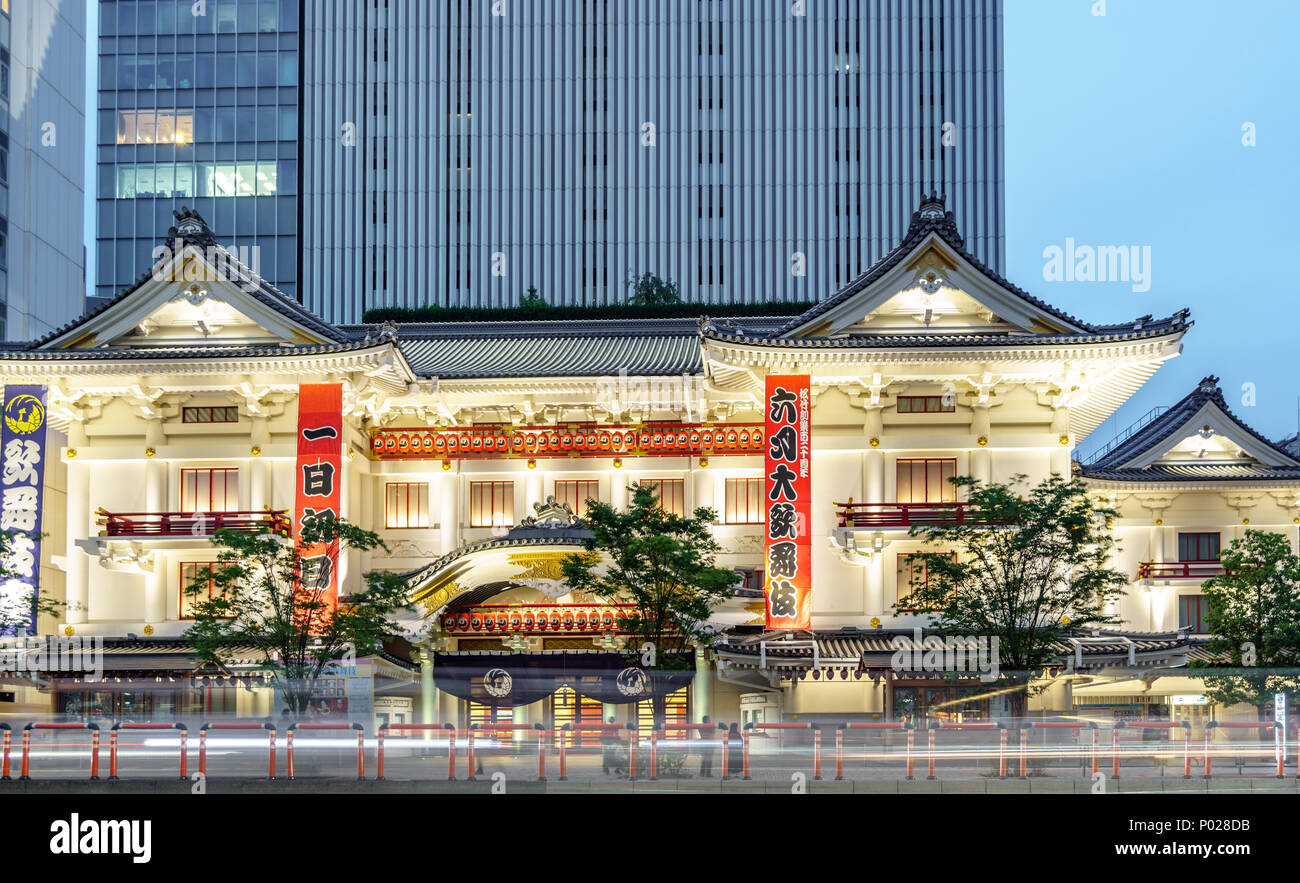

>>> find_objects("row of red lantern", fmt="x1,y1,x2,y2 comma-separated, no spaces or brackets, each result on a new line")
372,424,765,458
442,609,631,633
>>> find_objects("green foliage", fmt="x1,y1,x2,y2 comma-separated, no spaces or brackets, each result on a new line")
561,483,737,726
519,285,546,310
627,272,681,306
901,474,1128,713
361,299,817,324
1192,529,1300,712
182,515,412,715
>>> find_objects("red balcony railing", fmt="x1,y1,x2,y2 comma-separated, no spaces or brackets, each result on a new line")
835,501,991,529
97,509,291,538
1136,561,1225,580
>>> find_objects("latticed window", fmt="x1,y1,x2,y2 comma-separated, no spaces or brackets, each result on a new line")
385,482,429,529
469,481,514,528
1178,533,1220,562
1179,595,1212,633
724,478,764,524
182,406,239,424
554,480,599,518
897,396,955,414
896,459,957,504
180,468,238,512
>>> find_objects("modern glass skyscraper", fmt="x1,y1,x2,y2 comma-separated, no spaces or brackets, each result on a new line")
93,0,299,305
4,0,86,340
300,0,1005,321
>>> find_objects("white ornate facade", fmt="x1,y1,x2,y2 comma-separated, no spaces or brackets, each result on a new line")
4,200,1293,727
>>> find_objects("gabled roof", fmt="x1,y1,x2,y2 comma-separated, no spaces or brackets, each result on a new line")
31,207,347,350
1081,376,1300,481
716,195,1189,349
776,195,1095,338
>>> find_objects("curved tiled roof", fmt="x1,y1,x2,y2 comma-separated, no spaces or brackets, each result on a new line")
776,196,1096,337
397,334,702,379
0,340,384,362
402,524,595,588
30,207,347,350
1081,376,1300,474
702,311,1190,350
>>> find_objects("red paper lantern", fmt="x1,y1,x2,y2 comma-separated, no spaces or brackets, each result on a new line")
575,612,587,629
470,614,482,631
550,613,562,630
510,613,522,629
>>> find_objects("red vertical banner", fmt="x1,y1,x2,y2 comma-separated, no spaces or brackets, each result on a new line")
764,374,812,630
295,384,343,610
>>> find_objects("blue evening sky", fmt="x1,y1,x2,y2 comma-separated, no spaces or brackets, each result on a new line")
1005,0,1300,451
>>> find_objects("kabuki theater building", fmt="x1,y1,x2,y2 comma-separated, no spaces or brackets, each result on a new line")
2,199,1295,732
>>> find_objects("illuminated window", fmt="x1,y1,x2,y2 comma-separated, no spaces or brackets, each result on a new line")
469,481,514,528
639,479,685,517
724,478,764,524
386,483,430,529
633,688,689,739
179,563,230,619
116,110,194,145
552,686,606,748
180,468,239,513
734,567,763,591
554,480,599,518
182,406,239,424
897,395,955,414
896,459,957,504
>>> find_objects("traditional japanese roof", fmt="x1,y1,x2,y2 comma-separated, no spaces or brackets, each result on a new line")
1080,376,1300,484
394,331,703,379
21,637,418,677
777,196,1093,337
758,194,1187,345
31,207,348,351
701,312,1190,350
714,627,1191,673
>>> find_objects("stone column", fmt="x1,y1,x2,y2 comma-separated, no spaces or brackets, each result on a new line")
971,448,992,486
144,555,166,625
439,471,460,555
692,643,712,722
145,457,166,514
865,553,885,616
525,469,544,513
694,462,714,512
250,417,271,511
610,470,628,510
864,450,885,502
65,455,90,626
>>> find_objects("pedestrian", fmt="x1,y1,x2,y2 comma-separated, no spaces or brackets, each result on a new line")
698,715,715,778
727,723,743,777
601,716,619,776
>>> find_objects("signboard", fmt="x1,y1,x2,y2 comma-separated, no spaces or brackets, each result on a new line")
294,384,343,610
763,375,812,629
1170,694,1209,706
0,385,48,635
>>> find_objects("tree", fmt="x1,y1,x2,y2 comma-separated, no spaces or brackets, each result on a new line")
900,474,1128,718
0,529,69,636
1192,529,1300,717
627,272,681,306
561,483,737,727
520,285,546,310
183,515,412,716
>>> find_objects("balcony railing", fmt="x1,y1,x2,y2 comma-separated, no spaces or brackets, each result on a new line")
835,501,996,529
1136,561,1225,580
97,509,291,538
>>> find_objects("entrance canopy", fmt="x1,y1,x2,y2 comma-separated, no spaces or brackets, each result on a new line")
434,651,695,707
